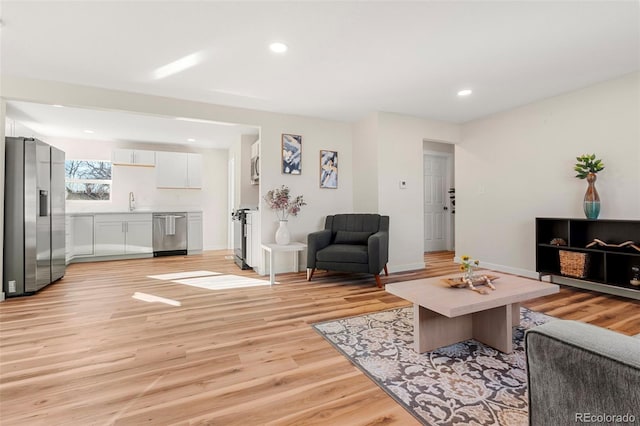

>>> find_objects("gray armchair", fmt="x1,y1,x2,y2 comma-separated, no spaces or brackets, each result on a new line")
307,214,389,287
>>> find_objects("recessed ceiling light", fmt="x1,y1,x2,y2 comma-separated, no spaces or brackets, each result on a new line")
187,138,196,142
457,89,473,97
52,104,64,108
269,42,288,53
84,130,95,134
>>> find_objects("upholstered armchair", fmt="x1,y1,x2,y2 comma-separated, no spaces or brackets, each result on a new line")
307,214,389,287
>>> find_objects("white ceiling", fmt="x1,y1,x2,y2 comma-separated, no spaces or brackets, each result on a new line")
5,101,259,149
1,1,639,132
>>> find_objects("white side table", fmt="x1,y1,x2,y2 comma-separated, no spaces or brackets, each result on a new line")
261,242,307,285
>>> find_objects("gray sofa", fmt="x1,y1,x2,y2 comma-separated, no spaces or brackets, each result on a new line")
306,214,389,287
525,320,640,426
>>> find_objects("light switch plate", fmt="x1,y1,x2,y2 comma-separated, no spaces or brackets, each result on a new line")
399,180,407,189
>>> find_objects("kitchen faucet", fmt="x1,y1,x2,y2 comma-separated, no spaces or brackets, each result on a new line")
129,192,135,211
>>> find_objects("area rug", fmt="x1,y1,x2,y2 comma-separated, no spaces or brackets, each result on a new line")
312,307,554,426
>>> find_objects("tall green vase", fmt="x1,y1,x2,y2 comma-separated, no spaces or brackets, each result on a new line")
583,173,600,219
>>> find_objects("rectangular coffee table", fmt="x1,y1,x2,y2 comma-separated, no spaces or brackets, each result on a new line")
385,273,559,354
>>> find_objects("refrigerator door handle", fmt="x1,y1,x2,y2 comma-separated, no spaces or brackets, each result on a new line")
38,190,49,217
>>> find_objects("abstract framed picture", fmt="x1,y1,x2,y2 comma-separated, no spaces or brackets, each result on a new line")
320,150,338,189
282,134,302,175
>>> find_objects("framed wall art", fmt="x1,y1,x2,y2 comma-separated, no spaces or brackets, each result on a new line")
320,150,338,189
282,134,302,174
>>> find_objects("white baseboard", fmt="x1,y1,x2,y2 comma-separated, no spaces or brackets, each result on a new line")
0,291,5,302
453,256,538,280
388,262,426,274
204,245,228,251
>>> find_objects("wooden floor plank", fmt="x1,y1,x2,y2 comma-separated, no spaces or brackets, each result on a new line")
0,250,637,425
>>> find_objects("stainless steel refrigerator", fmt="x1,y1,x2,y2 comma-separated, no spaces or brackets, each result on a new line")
4,137,66,296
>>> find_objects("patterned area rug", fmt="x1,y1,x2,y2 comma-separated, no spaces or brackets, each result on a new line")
312,307,554,425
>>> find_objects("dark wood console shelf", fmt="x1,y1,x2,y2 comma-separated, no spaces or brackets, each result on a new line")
536,218,640,297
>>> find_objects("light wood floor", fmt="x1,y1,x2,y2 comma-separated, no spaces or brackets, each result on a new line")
1,251,638,425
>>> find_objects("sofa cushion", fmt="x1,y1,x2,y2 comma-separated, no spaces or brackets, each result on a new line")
334,231,372,245
316,244,369,264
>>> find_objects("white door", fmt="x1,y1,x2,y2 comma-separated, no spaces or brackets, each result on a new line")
424,154,448,252
228,157,235,250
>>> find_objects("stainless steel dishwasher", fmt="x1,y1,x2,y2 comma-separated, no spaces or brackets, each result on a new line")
152,212,188,256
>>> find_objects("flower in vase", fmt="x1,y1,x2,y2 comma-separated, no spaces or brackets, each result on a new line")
460,255,480,278
263,185,306,221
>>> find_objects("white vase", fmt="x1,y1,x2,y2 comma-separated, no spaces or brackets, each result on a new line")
275,220,290,245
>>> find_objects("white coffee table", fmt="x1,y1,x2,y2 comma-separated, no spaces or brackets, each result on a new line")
261,242,307,285
385,273,559,353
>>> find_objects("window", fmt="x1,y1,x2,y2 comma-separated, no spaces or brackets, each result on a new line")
65,160,112,200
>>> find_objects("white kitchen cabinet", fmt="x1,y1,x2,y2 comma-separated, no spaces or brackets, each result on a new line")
187,153,202,188
94,213,152,256
246,210,261,269
125,221,153,254
112,149,156,166
94,221,126,256
155,151,202,189
156,151,187,188
72,215,95,257
65,216,72,263
187,212,203,254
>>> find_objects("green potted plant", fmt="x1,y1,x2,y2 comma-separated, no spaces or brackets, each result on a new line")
574,154,604,219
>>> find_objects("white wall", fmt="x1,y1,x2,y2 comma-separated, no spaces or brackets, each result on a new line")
352,113,379,213
47,137,229,250
258,116,353,249
423,140,454,155
376,112,460,272
457,72,640,277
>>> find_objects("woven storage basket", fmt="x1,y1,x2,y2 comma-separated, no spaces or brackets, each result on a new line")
559,250,589,278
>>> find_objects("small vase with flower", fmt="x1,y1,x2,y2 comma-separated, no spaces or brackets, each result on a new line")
263,185,306,245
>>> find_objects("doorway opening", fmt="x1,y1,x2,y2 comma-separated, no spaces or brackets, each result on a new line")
423,141,455,253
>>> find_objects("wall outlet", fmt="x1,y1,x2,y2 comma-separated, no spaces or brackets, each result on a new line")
399,180,407,189
8,280,16,293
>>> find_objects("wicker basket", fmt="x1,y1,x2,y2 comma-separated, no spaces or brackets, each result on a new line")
559,250,589,278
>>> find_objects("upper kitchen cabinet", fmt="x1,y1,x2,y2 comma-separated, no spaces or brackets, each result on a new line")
156,151,202,189
112,149,156,167
187,153,202,188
